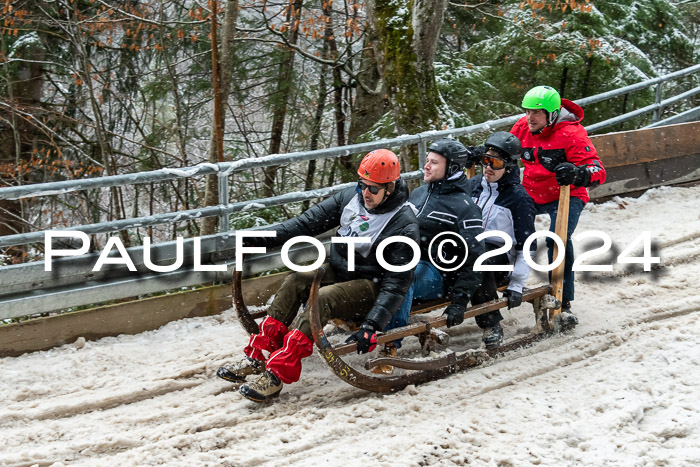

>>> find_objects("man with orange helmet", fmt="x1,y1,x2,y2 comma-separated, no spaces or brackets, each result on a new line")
217,149,419,402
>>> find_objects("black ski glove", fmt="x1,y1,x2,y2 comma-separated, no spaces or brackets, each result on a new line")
345,322,378,354
554,162,590,187
241,235,269,249
465,145,486,168
444,302,466,328
502,289,523,309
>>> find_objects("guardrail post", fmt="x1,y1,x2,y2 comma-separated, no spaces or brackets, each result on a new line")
417,138,427,184
218,172,229,232
652,83,663,122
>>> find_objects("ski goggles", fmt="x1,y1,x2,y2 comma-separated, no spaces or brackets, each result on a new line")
481,156,507,170
357,180,385,195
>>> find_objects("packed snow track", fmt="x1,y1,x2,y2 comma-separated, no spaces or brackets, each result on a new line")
1,185,699,466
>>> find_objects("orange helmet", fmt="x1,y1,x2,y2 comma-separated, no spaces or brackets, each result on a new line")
357,149,401,183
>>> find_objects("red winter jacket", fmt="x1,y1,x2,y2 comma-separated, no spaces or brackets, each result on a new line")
510,99,606,205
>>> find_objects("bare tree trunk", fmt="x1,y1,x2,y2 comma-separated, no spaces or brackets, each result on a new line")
559,66,569,98
365,0,447,171
322,6,346,150
202,0,239,235
332,67,346,150
347,38,387,145
322,1,353,180
0,18,43,259
262,0,304,198
158,1,199,238
64,11,132,246
303,43,329,210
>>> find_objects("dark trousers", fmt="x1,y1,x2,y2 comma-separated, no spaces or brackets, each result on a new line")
266,265,380,338
470,247,510,329
535,197,585,303
392,256,506,333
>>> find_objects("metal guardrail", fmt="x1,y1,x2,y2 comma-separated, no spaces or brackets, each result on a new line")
587,85,700,133
0,178,422,248
646,106,700,128
1,63,699,320
2,64,698,204
0,238,329,320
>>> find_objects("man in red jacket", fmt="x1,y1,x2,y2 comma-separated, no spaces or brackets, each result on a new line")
510,85,606,328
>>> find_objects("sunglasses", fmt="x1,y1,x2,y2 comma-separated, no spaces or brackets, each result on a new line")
358,180,385,195
481,156,506,170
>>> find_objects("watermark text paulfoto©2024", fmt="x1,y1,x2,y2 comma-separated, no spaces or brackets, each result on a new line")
43,230,660,273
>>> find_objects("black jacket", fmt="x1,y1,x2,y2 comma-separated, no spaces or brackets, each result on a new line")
265,178,419,330
409,174,484,305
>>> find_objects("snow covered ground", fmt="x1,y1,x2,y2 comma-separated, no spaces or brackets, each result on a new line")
1,185,699,467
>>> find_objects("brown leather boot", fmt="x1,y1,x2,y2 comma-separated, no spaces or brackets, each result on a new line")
239,371,283,402
216,356,264,383
371,343,397,375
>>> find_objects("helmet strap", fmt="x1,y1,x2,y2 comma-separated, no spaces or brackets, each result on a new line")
445,162,460,179
377,181,394,206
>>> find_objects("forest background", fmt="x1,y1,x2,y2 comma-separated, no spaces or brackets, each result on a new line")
0,0,698,264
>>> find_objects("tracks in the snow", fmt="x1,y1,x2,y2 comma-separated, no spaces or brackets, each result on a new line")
6,297,698,428
471,304,700,397
2,234,698,466
3,307,698,467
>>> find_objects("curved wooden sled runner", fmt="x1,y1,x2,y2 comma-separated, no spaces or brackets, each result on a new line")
308,267,553,392
231,185,572,393
232,261,554,393
232,267,260,336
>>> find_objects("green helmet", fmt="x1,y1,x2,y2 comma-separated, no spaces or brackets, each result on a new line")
522,86,561,126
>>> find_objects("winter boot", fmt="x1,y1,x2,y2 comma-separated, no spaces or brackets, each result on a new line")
239,370,283,402
482,322,504,349
371,343,397,375
216,356,264,383
559,301,579,331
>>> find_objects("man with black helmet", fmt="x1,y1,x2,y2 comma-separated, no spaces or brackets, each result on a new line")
511,86,606,328
465,131,536,348
385,137,486,355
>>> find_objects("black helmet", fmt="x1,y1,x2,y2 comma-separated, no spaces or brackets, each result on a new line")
427,138,469,178
484,132,522,164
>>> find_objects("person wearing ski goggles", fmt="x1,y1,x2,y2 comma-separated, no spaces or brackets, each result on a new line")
465,132,536,348
480,154,507,171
